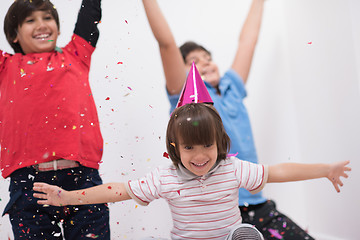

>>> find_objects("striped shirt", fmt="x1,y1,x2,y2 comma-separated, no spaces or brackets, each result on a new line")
126,157,268,240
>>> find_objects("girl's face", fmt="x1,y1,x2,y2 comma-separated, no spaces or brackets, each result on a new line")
179,140,218,176
14,10,59,54
185,49,220,88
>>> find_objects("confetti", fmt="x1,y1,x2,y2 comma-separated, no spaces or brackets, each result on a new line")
105,97,110,100
85,233,99,239
125,20,128,24
227,152,238,157
163,152,169,159
268,229,283,239
307,41,312,45
117,62,123,64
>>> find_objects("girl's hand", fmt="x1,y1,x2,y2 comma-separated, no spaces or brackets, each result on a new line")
327,160,351,192
33,182,67,206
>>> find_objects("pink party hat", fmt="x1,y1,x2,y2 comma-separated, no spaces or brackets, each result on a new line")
176,62,213,108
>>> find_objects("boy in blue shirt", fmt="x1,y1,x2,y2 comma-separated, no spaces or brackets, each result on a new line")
142,0,314,238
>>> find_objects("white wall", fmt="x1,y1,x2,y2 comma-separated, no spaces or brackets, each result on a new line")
0,0,359,239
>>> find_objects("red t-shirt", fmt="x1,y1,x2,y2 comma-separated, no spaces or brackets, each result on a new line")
0,34,103,178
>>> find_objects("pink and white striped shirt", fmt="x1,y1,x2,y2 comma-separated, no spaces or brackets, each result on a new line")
126,156,268,240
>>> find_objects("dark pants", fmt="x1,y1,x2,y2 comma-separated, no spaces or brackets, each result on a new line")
3,166,110,240
240,200,314,240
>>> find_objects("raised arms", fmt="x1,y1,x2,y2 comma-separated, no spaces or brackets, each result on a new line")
74,0,102,47
231,0,265,84
142,0,186,95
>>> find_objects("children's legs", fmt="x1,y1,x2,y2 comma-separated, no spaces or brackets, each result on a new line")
5,167,64,239
240,200,314,240
4,166,110,240
62,204,110,240
226,223,264,240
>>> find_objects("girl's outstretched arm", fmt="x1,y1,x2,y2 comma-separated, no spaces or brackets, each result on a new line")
268,160,351,192
33,182,131,206
231,0,265,84
142,0,186,95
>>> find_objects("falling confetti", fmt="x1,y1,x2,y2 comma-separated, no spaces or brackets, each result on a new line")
85,233,99,239
227,152,238,157
268,229,283,239
105,97,110,100
163,152,169,159
307,41,312,45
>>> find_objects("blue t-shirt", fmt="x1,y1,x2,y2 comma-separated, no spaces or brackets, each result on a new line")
168,69,267,206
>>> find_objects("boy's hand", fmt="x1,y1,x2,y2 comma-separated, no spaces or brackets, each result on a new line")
327,160,351,192
33,182,67,206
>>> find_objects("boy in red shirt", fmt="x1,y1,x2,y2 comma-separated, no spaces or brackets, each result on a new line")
0,0,109,239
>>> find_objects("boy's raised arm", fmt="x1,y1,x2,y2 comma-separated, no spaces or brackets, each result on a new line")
74,0,102,47
33,182,131,206
231,0,265,84
267,160,351,192
142,0,186,95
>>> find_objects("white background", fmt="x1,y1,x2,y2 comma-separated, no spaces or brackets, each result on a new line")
1,0,359,239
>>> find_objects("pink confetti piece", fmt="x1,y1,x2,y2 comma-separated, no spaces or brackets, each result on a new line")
227,152,238,157
127,86,132,90
307,41,312,45
268,229,283,239
125,20,128,24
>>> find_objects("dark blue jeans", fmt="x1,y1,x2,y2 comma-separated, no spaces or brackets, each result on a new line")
240,200,314,240
3,166,110,240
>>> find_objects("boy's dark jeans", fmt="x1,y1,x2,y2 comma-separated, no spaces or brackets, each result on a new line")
240,200,314,240
3,166,110,240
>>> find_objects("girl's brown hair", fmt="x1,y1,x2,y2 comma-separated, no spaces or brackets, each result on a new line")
166,103,230,167
4,0,60,54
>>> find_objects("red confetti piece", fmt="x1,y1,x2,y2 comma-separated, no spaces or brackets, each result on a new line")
125,20,128,24
163,152,169,159
177,190,180,195
105,97,110,100
117,62,123,64
108,186,112,189
308,41,312,45
82,191,86,195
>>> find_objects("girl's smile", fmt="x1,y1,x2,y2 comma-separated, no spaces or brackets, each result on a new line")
179,141,218,176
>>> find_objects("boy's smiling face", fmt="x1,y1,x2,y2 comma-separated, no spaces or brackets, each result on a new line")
185,49,221,88
14,10,59,54
179,140,218,176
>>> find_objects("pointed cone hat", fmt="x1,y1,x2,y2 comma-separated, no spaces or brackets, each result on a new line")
176,62,213,108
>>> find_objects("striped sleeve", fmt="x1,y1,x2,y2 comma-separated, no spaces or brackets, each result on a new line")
125,167,162,206
232,157,268,194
